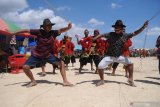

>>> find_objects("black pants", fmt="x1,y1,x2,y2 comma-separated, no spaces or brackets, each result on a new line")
112,62,119,69
71,55,76,63
79,56,88,66
64,56,70,64
64,55,76,65
88,55,101,67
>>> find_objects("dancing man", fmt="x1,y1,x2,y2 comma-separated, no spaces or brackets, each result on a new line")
93,20,148,86
75,29,92,73
9,18,73,87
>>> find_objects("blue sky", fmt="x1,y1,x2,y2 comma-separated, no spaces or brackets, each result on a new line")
0,0,160,49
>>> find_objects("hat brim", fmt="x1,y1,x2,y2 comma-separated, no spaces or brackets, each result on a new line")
40,23,55,28
112,25,126,28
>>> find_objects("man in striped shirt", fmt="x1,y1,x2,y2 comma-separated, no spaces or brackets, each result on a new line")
10,18,73,87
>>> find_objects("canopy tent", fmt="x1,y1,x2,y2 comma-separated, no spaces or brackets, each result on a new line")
0,18,25,41
0,19,35,49
0,18,21,32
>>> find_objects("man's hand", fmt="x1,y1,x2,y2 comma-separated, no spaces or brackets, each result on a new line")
59,23,72,34
143,20,149,28
75,34,79,38
68,23,72,29
133,20,149,36
9,32,15,36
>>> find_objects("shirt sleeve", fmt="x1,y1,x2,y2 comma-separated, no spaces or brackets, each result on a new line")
72,42,75,49
102,33,110,39
87,36,92,41
51,30,60,38
30,29,40,36
78,39,83,45
126,33,134,38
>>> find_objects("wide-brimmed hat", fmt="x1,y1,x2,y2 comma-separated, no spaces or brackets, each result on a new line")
40,18,55,28
112,20,126,28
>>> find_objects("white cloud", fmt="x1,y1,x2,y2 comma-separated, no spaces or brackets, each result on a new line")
3,8,94,45
0,1,94,49
5,9,55,28
147,27,160,36
4,7,93,36
56,6,71,11
0,0,28,15
68,24,94,37
111,3,122,9
88,18,104,26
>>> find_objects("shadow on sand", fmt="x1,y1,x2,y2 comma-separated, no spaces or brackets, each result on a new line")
135,79,160,85
145,76,160,80
76,79,129,86
74,71,96,75
37,72,58,75
4,80,63,87
105,72,124,77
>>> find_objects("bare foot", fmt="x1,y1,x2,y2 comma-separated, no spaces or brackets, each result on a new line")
91,68,95,71
125,75,129,78
106,67,112,70
52,72,57,75
40,72,46,77
127,79,136,87
26,81,37,88
79,72,83,74
94,71,98,74
65,68,69,70
109,73,115,76
96,80,104,86
63,82,74,87
79,69,82,74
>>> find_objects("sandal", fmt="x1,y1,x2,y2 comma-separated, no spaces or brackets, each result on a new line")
127,80,136,87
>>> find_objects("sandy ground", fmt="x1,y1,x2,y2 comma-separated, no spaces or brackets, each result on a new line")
0,57,160,107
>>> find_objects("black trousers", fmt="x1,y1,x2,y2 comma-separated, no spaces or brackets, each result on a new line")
112,62,119,69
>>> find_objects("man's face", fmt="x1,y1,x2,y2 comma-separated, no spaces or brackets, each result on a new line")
114,26,124,34
43,25,52,32
70,37,72,41
94,31,99,36
84,30,89,36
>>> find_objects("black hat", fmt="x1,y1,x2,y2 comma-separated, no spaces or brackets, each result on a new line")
112,20,126,28
40,18,55,28
84,29,89,33
94,29,100,34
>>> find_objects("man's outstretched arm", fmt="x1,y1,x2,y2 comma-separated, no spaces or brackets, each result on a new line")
75,35,80,44
132,20,149,37
58,23,72,34
11,29,30,36
92,33,107,41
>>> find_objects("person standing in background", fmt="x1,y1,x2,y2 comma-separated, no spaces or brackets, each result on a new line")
156,35,160,74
